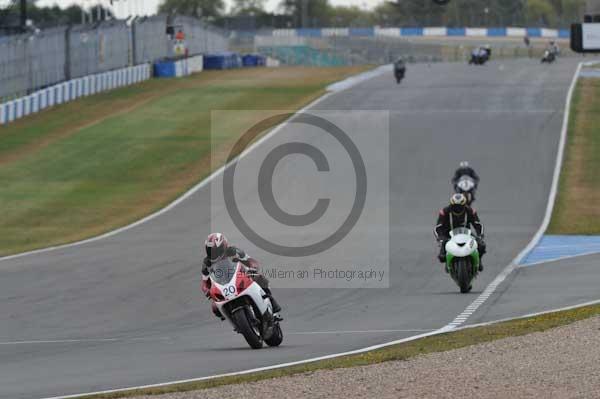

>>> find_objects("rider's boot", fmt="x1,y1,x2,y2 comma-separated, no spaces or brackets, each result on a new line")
270,296,282,314
478,261,484,272
263,287,282,313
438,248,448,272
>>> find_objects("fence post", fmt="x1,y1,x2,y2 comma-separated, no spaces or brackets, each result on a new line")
131,18,138,66
65,26,72,81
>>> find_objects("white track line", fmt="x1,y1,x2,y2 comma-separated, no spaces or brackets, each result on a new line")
41,329,444,399
2,331,432,346
288,329,435,335
392,109,558,114
443,61,584,331
43,296,600,399
460,298,600,330
0,337,170,346
326,64,391,92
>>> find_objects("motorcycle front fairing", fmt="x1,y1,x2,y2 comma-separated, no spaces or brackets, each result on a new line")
445,228,480,270
209,260,273,322
456,176,476,192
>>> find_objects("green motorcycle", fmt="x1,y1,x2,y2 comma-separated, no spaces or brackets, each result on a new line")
445,227,480,293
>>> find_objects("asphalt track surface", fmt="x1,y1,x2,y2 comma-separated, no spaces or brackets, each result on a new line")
0,59,585,399
476,253,600,322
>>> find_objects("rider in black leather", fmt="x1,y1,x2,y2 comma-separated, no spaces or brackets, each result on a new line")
452,161,480,187
452,161,480,202
434,193,486,272
394,57,406,83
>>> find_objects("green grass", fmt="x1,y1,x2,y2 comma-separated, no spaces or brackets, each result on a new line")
74,302,600,399
0,66,369,255
548,78,600,234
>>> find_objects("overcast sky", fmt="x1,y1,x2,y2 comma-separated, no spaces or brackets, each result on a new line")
0,0,385,18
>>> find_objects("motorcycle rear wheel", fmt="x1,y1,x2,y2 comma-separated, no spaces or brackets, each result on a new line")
265,323,283,347
232,307,263,349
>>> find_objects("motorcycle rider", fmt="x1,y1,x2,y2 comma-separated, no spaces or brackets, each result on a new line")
451,161,480,203
470,46,490,64
542,41,559,63
394,57,406,83
201,233,282,320
548,40,560,56
434,193,486,272
470,47,480,64
483,44,492,58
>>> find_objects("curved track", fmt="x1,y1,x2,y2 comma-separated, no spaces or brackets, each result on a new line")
0,59,582,399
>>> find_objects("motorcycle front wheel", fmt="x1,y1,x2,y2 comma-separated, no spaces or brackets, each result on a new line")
232,307,263,349
456,258,472,293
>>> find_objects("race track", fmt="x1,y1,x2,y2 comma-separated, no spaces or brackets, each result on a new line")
0,58,585,399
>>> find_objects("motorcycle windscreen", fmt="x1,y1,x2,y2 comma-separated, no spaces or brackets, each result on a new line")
210,258,238,285
450,227,471,237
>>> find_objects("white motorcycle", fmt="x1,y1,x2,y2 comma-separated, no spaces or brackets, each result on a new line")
445,227,480,293
208,258,283,349
541,50,556,64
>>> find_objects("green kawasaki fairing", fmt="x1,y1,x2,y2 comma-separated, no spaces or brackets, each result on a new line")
446,250,480,274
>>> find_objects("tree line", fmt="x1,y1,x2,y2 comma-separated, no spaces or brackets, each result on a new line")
1,0,585,32
162,0,585,29
0,1,114,31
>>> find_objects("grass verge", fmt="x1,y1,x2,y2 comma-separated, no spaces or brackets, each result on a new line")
548,78,600,234
0,66,369,255
75,302,600,399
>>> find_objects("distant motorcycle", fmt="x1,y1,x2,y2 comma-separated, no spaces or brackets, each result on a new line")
444,228,481,293
394,59,406,84
541,49,556,64
469,47,491,65
395,68,406,84
208,258,283,349
454,175,477,205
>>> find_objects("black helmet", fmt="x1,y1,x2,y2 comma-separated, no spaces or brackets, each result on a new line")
450,193,467,215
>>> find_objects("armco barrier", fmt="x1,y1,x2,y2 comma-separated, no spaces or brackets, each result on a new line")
203,53,242,70
262,26,569,39
0,64,151,126
349,28,374,37
401,27,423,36
153,55,205,78
487,28,507,37
447,28,467,36
526,28,542,37
154,60,176,77
242,54,266,67
266,57,280,67
424,27,447,36
188,56,205,74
